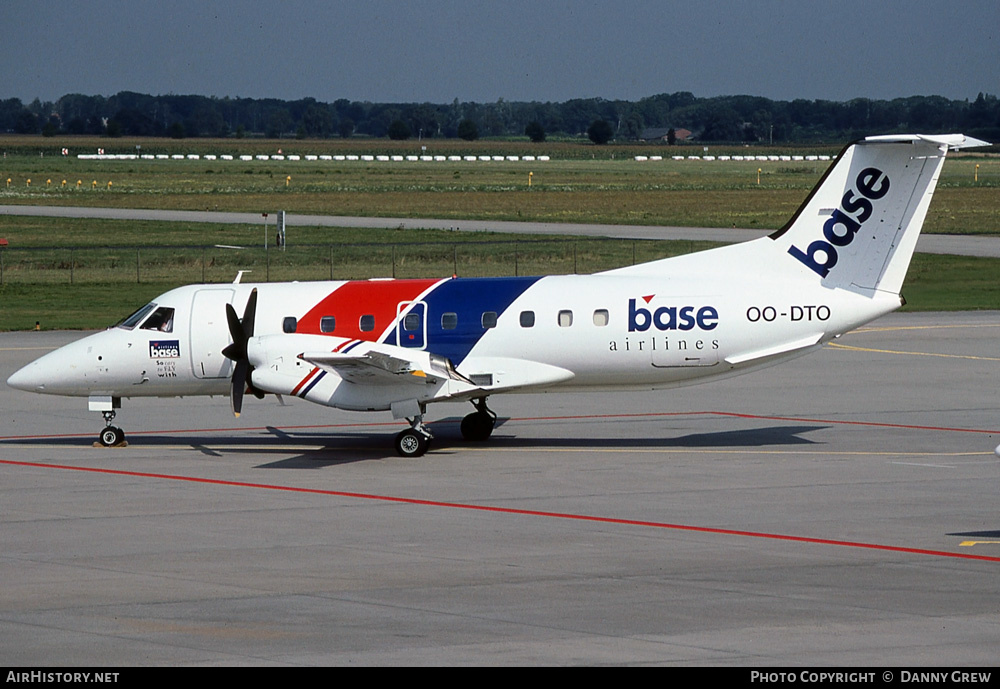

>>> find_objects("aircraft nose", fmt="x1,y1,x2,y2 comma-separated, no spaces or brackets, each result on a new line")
7,360,48,392
7,335,96,394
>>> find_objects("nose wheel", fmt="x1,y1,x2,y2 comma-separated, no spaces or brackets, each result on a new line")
98,410,127,447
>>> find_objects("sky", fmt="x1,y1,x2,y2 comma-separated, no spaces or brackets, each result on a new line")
3,0,997,105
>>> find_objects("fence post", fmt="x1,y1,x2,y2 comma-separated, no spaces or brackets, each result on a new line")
515,241,519,277
201,247,206,283
70,248,74,284
392,245,396,278
329,245,334,280
136,249,140,283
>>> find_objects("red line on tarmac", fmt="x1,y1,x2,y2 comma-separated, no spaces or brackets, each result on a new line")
708,411,1000,435
0,420,403,441
2,458,998,564
507,410,1000,435
2,410,998,442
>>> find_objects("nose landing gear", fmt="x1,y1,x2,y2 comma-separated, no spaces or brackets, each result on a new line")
97,410,127,447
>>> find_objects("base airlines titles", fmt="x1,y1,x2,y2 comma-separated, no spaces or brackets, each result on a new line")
611,299,720,353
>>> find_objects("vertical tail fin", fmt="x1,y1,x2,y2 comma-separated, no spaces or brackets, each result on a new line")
769,134,988,295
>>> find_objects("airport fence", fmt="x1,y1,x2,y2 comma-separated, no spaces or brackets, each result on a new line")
0,238,707,285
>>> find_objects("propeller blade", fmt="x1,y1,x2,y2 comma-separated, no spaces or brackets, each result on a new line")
241,288,258,339
223,303,246,360
231,359,248,417
224,289,259,417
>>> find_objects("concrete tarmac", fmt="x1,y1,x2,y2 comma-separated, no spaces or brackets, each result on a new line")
2,312,999,665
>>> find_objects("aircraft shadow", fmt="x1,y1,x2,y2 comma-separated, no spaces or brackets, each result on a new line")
259,423,826,468
1,422,826,469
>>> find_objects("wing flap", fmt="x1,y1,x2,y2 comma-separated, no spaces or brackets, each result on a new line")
301,350,442,385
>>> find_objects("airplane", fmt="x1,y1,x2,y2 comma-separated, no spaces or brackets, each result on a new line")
7,133,988,457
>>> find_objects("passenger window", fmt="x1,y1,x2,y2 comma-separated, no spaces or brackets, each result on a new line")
359,314,375,332
593,309,609,327
482,311,498,329
320,316,336,333
283,316,297,333
141,306,175,333
441,312,457,330
403,312,421,331
519,311,535,328
558,310,573,327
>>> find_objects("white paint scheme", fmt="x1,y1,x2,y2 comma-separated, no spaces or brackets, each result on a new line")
7,135,987,453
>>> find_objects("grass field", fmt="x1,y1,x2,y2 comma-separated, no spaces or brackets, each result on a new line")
2,135,997,232
1,135,998,329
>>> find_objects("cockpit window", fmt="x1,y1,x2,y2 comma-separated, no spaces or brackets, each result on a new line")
140,307,175,333
115,303,157,330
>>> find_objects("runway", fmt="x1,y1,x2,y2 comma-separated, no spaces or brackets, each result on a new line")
3,204,1000,257
2,311,999,665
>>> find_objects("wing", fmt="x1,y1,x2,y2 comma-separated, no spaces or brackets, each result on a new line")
299,346,473,386
247,334,575,413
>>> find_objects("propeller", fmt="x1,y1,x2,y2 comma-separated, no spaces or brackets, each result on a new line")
222,288,260,417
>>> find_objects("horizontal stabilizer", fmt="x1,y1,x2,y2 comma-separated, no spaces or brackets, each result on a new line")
725,334,823,366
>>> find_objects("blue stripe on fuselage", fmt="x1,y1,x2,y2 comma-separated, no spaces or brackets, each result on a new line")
382,276,541,365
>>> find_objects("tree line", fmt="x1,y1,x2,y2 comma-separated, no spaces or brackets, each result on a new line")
2,91,998,144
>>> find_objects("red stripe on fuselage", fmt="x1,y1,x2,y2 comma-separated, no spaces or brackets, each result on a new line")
291,367,321,396
297,279,440,341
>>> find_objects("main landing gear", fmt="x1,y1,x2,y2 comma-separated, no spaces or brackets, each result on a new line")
393,398,496,457
460,398,496,442
98,410,126,447
395,414,433,458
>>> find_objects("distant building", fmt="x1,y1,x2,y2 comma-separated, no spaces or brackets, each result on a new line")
638,127,692,143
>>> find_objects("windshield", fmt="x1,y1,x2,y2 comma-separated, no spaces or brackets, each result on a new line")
115,303,157,330
140,307,175,333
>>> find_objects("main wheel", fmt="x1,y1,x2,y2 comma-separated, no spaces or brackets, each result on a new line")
395,429,430,457
99,426,125,447
461,411,495,441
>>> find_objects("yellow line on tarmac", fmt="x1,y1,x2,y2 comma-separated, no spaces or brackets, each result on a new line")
854,323,1000,333
0,346,58,352
459,447,994,457
827,342,1000,361
959,541,1000,547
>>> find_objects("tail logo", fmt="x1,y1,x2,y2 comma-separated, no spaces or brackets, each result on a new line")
788,167,890,277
